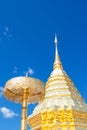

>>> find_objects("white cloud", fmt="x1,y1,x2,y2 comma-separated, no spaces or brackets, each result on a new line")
0,87,3,97
0,107,18,118
13,66,18,74
28,67,34,75
23,67,35,76
0,25,12,40
13,66,34,76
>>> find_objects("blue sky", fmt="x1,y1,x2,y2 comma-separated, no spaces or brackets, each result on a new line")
0,0,87,130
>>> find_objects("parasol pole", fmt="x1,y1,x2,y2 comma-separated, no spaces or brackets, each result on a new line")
21,89,28,130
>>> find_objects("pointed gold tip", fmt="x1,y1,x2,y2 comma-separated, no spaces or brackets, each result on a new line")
53,35,62,70
54,34,58,44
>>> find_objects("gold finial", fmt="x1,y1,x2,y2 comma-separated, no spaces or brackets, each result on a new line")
53,34,62,69
54,34,58,44
25,71,29,77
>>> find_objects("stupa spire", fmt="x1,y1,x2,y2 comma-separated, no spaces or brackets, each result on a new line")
54,34,62,69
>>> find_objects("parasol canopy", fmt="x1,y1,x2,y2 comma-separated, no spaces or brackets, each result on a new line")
4,76,45,103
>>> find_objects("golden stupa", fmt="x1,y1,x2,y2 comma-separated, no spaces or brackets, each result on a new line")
27,35,87,130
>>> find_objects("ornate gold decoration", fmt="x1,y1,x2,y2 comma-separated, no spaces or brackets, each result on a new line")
41,109,87,129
